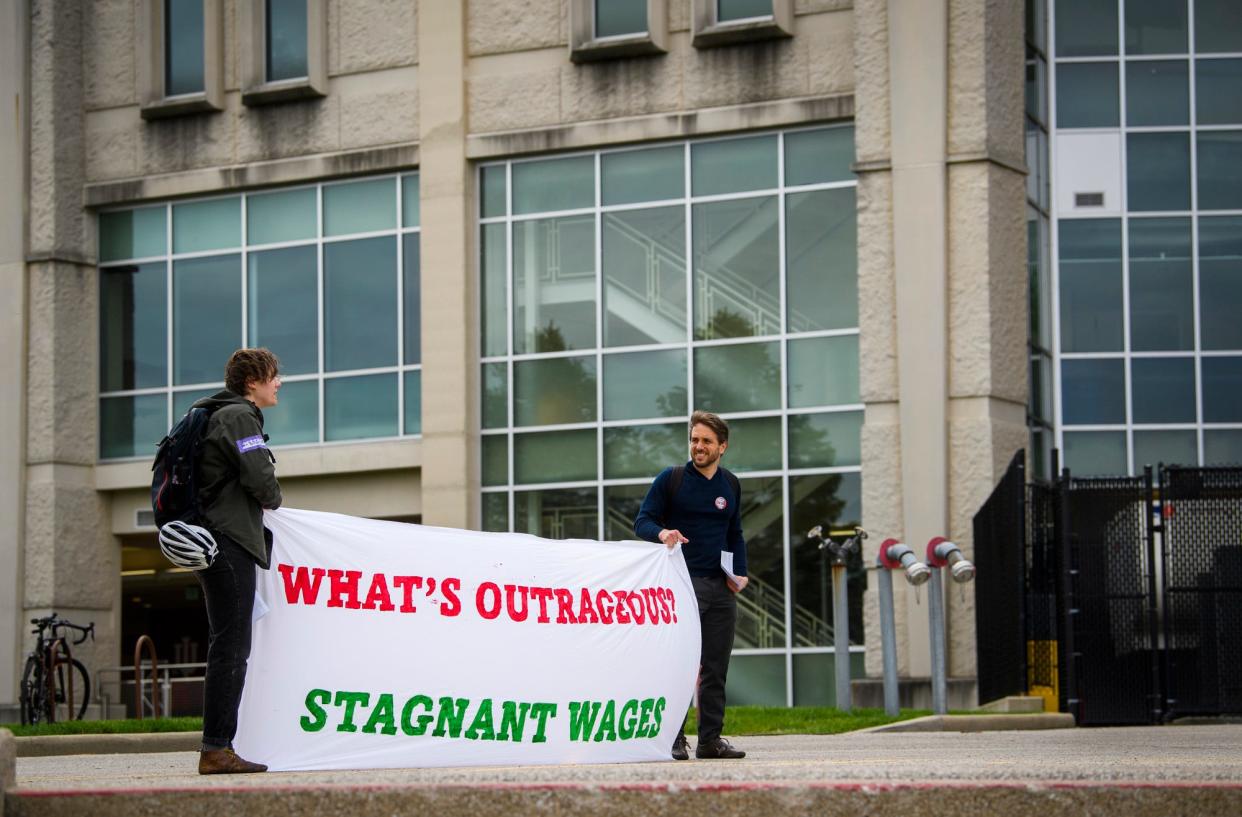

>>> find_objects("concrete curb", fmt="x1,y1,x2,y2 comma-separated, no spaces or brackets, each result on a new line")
859,713,1076,733
1,728,14,790
15,732,201,758
7,781,1242,817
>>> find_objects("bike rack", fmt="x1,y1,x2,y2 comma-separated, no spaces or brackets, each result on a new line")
134,635,160,719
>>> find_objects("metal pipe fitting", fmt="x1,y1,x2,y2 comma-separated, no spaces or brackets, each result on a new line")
878,538,932,586
926,537,976,584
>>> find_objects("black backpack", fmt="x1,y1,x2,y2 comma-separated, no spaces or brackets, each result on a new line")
150,406,217,528
663,464,741,515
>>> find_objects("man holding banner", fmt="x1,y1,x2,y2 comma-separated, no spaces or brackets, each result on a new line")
635,410,748,760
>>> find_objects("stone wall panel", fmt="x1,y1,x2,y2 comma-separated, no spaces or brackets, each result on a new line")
669,0,690,32
237,94,340,163
948,0,1023,165
340,81,419,150
947,162,1027,403
24,483,116,609
797,0,854,13
29,0,86,258
338,0,418,73
807,15,854,96
82,0,135,110
328,0,341,75
683,36,807,110
26,263,97,467
139,103,237,175
469,68,562,133
224,0,239,91
852,0,889,164
560,53,683,122
468,0,563,56
861,410,905,675
85,111,139,182
857,170,897,402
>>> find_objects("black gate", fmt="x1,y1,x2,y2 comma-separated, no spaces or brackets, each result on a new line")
973,456,1242,724
972,451,1027,706
1160,466,1242,719
1060,472,1160,725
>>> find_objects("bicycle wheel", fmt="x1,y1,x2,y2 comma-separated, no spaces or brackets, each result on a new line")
53,658,91,721
19,656,48,725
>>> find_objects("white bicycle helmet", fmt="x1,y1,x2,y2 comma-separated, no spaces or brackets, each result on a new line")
158,521,218,570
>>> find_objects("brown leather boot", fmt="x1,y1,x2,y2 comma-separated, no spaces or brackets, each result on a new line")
198,748,268,775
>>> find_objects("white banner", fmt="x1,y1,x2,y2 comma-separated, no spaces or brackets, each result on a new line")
234,508,701,771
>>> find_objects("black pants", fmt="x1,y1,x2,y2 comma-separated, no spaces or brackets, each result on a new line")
195,533,257,750
680,574,737,743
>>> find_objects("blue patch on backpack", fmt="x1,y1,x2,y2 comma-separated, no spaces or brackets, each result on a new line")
237,435,267,453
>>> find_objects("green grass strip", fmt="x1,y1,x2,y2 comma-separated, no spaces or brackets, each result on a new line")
682,706,931,736
1,706,946,739
0,716,203,738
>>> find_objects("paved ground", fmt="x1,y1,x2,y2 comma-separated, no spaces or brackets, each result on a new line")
9,726,1242,816
15,724,1242,786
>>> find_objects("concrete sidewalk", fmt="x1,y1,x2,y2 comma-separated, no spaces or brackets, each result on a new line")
7,725,1242,816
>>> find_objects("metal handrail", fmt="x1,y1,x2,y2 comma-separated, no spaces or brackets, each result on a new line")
94,661,208,720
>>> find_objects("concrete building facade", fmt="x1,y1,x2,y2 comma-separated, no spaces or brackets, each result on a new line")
0,0,1032,718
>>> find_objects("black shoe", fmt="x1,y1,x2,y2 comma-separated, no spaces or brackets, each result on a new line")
671,734,690,760
696,737,745,759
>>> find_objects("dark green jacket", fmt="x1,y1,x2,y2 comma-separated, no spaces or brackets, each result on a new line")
193,390,282,568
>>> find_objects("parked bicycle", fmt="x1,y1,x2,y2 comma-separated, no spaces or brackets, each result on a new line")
20,613,94,725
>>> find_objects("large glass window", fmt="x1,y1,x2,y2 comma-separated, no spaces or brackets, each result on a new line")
97,174,422,459
1056,63,1119,128
1048,0,1242,472
718,0,772,22
1027,3,1054,479
1058,218,1123,353
1054,0,1117,57
595,0,646,38
479,127,861,706
266,0,309,82
165,0,205,96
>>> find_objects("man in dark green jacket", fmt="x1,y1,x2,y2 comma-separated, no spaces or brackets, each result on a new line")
192,348,283,774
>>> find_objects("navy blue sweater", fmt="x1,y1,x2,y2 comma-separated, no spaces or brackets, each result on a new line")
634,462,747,578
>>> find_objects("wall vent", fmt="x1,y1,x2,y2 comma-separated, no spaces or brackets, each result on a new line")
135,509,156,529
1075,192,1105,207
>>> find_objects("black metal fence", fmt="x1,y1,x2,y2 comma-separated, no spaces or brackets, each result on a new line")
973,454,1242,725
1161,467,1242,719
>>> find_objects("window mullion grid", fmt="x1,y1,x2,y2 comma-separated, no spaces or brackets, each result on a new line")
165,203,174,430
506,161,515,532
777,131,794,707
1048,0,1065,465
1119,4,1133,476
396,176,405,435
1188,6,1204,466
1122,221,1134,476
240,194,249,349
317,183,326,445
594,151,605,541
684,141,695,414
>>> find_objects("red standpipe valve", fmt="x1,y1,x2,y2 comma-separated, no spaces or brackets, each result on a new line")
878,538,932,585
926,537,976,583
